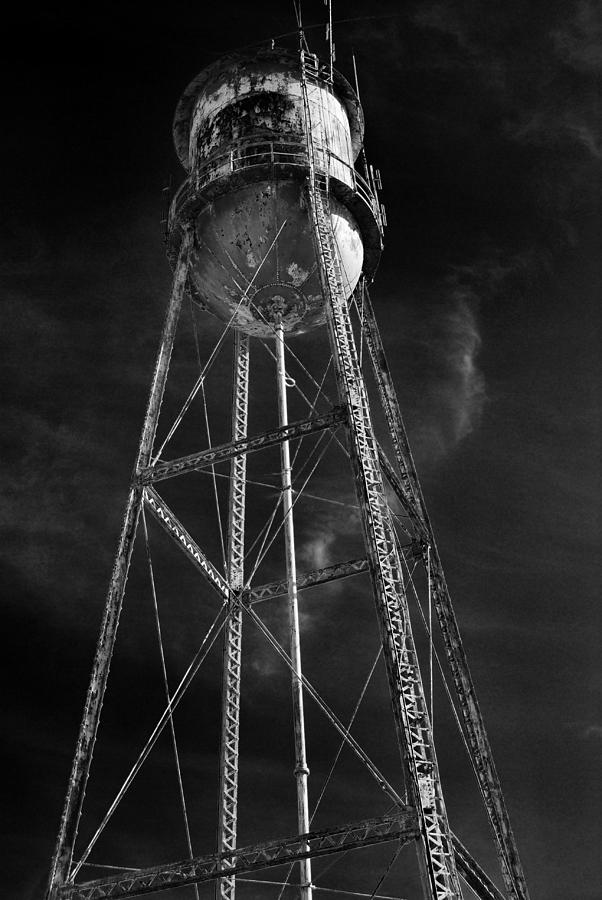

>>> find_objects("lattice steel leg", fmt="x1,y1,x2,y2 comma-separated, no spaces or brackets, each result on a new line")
45,230,193,900
325,294,461,900
304,174,461,898
216,331,250,900
361,285,530,900
359,283,427,525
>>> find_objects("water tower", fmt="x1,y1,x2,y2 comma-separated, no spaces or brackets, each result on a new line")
46,36,530,900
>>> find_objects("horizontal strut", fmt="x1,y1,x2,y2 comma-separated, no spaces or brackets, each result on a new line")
246,557,370,604
138,407,346,485
59,811,419,900
246,545,420,607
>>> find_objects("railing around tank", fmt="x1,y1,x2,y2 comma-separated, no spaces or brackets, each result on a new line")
170,138,384,233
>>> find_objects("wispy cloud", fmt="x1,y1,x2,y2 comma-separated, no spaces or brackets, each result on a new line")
408,1,602,207
564,720,602,741
505,101,602,166
298,525,338,571
582,724,602,740
410,293,485,460
551,0,602,72
437,295,485,440
392,241,547,463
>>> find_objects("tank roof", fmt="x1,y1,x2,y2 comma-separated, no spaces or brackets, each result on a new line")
173,46,365,169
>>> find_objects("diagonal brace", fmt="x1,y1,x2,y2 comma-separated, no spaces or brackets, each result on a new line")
58,811,419,900
143,487,229,600
453,834,507,900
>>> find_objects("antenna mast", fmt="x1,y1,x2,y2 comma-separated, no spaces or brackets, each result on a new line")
326,0,334,81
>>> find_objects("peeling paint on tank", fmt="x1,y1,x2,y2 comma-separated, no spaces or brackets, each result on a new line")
187,179,363,336
197,91,299,158
287,262,308,287
170,51,377,334
187,62,353,181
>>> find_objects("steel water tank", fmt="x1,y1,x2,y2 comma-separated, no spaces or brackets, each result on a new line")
169,48,383,336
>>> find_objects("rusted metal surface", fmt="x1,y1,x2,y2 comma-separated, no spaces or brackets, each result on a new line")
173,49,365,170
168,49,383,336
181,51,361,336
167,134,383,287
187,179,363,336
189,72,355,182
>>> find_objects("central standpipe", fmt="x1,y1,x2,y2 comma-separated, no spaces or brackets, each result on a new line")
275,320,313,900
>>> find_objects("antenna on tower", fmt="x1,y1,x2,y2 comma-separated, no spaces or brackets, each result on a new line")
325,0,334,81
352,52,370,181
160,175,173,245
292,0,304,50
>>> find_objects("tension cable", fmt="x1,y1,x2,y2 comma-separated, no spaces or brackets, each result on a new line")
142,510,199,900
153,219,288,463
71,605,229,880
244,603,403,807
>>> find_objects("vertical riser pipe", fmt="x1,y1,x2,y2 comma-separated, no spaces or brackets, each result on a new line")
275,321,313,900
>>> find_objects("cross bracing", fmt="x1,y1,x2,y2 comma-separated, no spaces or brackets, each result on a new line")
58,813,420,900
46,43,530,900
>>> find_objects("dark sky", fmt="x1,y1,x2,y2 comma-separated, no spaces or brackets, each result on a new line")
2,2,601,899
